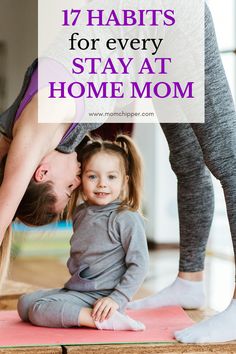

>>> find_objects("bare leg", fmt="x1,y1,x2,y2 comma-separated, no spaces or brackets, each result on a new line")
79,308,96,328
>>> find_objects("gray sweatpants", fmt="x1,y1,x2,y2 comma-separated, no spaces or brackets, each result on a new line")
159,5,236,272
17,288,111,328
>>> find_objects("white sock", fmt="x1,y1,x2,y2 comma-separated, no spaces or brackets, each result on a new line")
95,311,145,331
127,277,205,310
175,299,236,343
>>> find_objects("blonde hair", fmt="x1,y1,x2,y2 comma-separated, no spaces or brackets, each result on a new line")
79,134,143,212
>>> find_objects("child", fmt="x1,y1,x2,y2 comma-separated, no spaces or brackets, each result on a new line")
17,135,149,331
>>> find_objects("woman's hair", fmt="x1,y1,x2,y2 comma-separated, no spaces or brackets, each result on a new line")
0,156,60,226
78,134,143,212
0,156,78,289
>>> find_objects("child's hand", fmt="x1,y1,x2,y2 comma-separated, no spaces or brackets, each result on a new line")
92,297,119,322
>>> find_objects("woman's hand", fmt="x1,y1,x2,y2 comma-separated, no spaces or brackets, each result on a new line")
92,297,119,322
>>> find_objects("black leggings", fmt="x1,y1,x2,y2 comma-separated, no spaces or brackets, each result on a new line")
158,5,236,272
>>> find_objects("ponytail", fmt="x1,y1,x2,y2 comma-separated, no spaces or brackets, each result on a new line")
115,135,143,212
0,226,12,291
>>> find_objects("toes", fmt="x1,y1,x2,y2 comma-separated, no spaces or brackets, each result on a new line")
175,328,200,343
175,326,212,344
174,329,184,340
175,329,190,343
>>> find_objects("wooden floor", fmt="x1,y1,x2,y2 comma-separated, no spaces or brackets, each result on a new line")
1,256,236,353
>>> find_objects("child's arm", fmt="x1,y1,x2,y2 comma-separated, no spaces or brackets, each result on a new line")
107,211,149,312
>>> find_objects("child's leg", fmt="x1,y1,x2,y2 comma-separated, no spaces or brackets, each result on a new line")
26,290,144,330
28,290,91,328
17,289,63,322
79,307,96,328
79,308,145,331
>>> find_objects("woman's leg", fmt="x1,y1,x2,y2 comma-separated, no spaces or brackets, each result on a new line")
131,2,236,343
127,122,213,310
175,4,236,343
161,123,214,275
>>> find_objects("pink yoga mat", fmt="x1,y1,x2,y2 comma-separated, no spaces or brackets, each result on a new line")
0,306,194,348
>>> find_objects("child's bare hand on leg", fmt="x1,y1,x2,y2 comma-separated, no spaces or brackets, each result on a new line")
92,297,119,322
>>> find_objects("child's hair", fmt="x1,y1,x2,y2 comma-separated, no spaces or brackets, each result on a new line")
78,134,143,212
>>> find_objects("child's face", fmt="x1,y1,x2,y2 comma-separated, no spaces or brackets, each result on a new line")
82,152,127,206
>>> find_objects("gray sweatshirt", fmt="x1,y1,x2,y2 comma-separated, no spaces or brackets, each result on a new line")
65,200,149,311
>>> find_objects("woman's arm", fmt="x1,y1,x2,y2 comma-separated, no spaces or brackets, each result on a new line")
0,92,75,243
0,135,10,162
